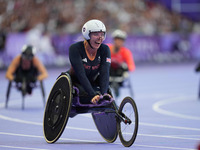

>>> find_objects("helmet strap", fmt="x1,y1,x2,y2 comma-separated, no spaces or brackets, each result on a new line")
87,40,95,49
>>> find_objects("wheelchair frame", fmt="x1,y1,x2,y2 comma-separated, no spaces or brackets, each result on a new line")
5,78,46,109
43,73,138,147
109,70,134,98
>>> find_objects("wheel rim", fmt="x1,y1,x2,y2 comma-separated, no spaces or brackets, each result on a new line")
118,97,138,147
120,101,136,142
43,74,72,143
47,89,64,128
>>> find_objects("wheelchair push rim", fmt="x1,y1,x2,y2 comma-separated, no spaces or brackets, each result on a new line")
43,74,72,143
117,96,139,147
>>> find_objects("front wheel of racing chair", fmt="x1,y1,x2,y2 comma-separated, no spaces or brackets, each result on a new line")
117,96,139,147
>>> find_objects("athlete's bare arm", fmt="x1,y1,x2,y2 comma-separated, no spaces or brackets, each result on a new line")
5,55,20,81
33,57,48,81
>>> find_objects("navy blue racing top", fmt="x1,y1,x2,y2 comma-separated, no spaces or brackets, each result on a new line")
69,41,111,98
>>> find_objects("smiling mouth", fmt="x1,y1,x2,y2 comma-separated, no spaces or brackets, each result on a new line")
95,41,101,45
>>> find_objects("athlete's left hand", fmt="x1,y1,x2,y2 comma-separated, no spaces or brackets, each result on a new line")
91,95,100,104
104,93,112,98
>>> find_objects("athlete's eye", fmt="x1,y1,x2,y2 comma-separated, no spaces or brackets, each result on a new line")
91,32,105,38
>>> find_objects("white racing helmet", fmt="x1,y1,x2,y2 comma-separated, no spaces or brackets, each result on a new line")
82,19,106,40
112,29,127,40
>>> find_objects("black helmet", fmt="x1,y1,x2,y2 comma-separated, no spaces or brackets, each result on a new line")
21,45,36,60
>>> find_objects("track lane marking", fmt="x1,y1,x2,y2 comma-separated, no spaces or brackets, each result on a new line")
0,132,196,150
152,96,200,120
0,114,200,141
0,145,49,150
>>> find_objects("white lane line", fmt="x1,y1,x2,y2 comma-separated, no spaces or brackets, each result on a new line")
0,132,196,150
1,113,200,133
152,96,200,120
134,144,196,150
0,114,42,126
140,122,200,131
0,145,48,150
81,114,200,131
0,131,100,143
164,135,200,137
0,114,97,132
1,114,200,141
139,133,200,141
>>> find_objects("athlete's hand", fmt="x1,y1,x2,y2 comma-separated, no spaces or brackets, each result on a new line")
91,95,100,104
103,93,112,99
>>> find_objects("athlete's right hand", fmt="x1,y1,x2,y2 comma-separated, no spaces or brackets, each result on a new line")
91,95,100,104
8,75,14,81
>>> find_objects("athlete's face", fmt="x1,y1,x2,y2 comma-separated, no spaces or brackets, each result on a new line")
90,32,105,49
22,58,32,70
114,38,125,48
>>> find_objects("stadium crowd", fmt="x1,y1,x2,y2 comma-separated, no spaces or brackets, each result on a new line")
0,0,200,69
0,0,199,36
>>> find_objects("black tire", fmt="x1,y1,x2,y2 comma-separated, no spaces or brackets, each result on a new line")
5,81,12,108
117,97,138,147
43,73,72,143
40,81,46,107
21,78,26,110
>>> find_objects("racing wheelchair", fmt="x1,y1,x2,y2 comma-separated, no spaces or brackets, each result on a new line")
43,72,138,147
109,62,134,98
5,76,46,110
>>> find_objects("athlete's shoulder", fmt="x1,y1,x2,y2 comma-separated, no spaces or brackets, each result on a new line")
69,41,84,55
70,41,84,49
100,43,110,52
106,43,113,47
99,43,110,57
121,46,131,52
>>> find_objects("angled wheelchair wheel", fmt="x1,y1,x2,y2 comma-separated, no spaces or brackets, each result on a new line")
40,81,46,107
21,78,26,110
117,97,138,147
92,112,118,143
43,73,72,143
5,81,12,108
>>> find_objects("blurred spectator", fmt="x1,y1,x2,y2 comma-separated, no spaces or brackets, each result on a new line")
0,0,199,68
0,29,6,52
0,0,197,35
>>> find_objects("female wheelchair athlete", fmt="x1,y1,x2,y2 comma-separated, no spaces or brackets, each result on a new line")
43,72,138,147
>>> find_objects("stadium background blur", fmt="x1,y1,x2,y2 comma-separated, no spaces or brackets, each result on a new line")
0,0,200,69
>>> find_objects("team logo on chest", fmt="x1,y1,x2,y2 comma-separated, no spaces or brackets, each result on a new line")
98,56,101,62
82,58,87,63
